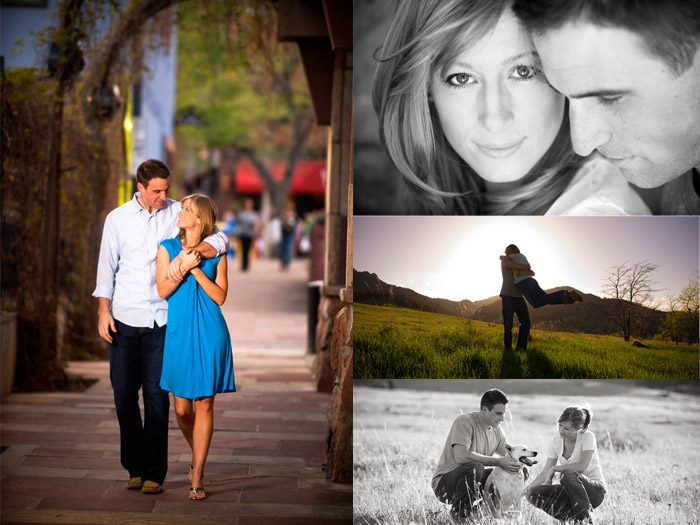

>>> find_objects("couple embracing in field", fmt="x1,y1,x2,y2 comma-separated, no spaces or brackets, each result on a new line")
499,244,583,352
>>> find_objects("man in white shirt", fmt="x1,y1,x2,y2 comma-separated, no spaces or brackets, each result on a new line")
432,389,521,520
513,0,700,214
93,159,228,494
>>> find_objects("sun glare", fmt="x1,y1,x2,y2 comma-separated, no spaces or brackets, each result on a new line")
415,218,583,302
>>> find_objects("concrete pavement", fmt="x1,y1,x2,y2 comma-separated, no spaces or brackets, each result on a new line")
0,256,351,524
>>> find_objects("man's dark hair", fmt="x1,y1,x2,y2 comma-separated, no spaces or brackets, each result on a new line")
136,159,171,188
505,244,520,255
512,0,700,75
480,389,509,410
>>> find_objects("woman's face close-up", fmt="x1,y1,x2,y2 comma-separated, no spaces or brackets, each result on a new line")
430,9,565,185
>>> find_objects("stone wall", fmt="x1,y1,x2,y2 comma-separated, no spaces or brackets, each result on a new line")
325,304,352,482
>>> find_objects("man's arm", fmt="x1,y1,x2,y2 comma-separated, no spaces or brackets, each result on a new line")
197,227,229,257
500,255,531,271
167,227,229,282
97,297,115,344
453,445,521,473
94,218,119,344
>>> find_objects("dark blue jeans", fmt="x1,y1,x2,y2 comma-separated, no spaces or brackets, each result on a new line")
502,296,530,351
109,319,169,484
528,471,606,521
280,232,295,268
240,235,253,271
519,278,572,308
435,462,494,518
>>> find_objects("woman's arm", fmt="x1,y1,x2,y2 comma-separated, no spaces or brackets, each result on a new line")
191,255,228,306
157,246,200,298
525,456,558,493
552,449,594,475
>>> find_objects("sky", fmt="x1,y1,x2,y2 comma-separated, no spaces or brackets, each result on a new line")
353,216,699,305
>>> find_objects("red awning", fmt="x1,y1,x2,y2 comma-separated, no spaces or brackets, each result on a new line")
235,160,326,195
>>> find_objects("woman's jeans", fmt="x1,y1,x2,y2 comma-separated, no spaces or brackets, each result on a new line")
528,471,606,521
109,319,170,484
435,462,493,518
501,296,530,351
518,277,573,308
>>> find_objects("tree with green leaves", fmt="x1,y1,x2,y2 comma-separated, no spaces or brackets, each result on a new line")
175,0,324,215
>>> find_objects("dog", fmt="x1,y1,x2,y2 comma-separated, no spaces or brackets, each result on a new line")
483,444,538,518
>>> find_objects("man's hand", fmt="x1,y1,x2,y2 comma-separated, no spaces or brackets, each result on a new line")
98,310,116,343
498,456,521,473
167,252,185,283
499,255,508,261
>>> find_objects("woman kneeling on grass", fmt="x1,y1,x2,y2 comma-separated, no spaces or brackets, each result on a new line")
525,404,607,524
156,194,236,500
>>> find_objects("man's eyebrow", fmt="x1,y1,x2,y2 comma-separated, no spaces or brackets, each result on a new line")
568,89,632,99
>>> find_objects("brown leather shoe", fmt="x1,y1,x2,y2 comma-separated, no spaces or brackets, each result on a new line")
126,476,143,490
141,480,163,494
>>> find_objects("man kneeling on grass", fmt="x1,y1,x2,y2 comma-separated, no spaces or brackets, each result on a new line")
431,389,520,521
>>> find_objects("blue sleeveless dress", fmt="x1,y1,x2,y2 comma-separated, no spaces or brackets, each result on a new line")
159,238,236,399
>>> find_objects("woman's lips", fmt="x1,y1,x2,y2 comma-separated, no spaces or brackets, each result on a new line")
474,138,525,159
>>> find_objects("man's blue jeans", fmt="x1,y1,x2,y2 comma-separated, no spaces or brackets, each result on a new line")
519,277,572,308
109,319,169,485
502,296,530,351
435,462,494,518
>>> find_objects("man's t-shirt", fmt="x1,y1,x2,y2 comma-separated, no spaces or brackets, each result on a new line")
431,412,507,493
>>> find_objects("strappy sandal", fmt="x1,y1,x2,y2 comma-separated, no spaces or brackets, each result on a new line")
188,486,207,500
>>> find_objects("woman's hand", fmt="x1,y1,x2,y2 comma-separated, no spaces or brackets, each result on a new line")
180,249,201,273
544,467,556,484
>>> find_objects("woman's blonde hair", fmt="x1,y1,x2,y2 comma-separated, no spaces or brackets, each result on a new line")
178,194,218,246
372,0,584,214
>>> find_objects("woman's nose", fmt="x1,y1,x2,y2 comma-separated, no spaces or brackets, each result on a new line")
479,82,513,134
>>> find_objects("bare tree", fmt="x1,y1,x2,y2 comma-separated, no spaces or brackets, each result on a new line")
677,273,699,345
601,261,662,342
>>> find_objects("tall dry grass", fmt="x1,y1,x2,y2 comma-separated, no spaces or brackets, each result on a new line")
354,385,700,524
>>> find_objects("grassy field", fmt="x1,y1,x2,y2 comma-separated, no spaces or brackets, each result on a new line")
354,383,700,525
354,304,699,379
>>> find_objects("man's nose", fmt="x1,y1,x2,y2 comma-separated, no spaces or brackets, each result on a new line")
479,82,513,135
568,100,610,156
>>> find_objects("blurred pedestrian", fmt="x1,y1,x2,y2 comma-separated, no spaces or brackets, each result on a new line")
280,206,297,270
235,198,259,272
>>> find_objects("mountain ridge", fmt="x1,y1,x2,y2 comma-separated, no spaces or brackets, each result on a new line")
353,269,663,337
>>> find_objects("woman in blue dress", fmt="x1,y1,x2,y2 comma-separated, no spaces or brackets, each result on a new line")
156,193,236,500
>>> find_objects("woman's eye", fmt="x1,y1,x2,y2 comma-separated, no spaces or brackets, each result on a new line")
445,72,475,87
511,65,538,80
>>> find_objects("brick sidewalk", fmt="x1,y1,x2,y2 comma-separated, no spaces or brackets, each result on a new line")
0,257,351,524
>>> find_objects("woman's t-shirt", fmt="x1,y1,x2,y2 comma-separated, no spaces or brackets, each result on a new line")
546,430,607,490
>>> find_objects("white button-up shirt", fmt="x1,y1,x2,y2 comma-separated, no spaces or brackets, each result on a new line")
93,193,228,328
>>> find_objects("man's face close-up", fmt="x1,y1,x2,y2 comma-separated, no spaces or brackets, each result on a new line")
533,21,700,188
